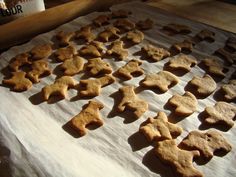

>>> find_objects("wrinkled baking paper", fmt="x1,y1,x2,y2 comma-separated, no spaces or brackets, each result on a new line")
0,2,235,177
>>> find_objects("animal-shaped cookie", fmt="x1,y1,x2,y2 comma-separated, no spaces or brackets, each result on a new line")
168,54,197,72
56,31,75,47
111,9,131,18
163,23,191,34
136,18,154,30
113,19,135,32
85,57,112,76
189,74,217,96
141,44,170,62
70,100,104,136
98,26,120,42
60,56,84,76
170,40,193,54
155,140,203,177
117,85,148,118
42,76,76,100
27,60,51,83
202,58,226,77
2,71,32,91
168,91,198,116
107,40,128,60
55,45,77,62
126,30,144,44
215,48,236,64
196,29,215,43
116,59,144,80
226,37,236,52
75,26,95,43
93,14,110,26
79,75,115,97
221,80,236,101
79,42,103,58
180,130,232,160
9,53,31,71
140,112,182,142
203,101,236,128
30,44,52,60
141,71,179,92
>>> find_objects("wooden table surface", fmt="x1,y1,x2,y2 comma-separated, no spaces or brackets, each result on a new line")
0,0,236,50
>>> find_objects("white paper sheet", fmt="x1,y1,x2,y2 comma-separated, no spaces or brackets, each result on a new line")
0,2,235,177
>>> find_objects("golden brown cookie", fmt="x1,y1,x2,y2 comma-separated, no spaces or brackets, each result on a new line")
27,59,51,83
163,23,191,34
168,91,198,116
180,130,232,160
90,41,106,52
168,54,197,72
107,40,128,60
136,18,154,30
116,59,144,80
54,45,77,62
170,40,193,54
79,42,103,58
154,140,203,177
75,26,95,43
141,71,179,92
8,53,31,71
141,44,170,62
203,101,236,128
42,76,76,100
93,14,110,26
202,58,226,77
2,71,32,91
79,75,115,97
30,44,52,60
117,85,148,118
221,80,236,101
60,56,84,76
111,9,131,18
113,19,135,32
196,29,215,43
140,112,182,142
70,100,104,136
189,74,217,96
126,30,144,44
85,57,112,76
98,26,120,42
56,31,75,47
215,48,236,64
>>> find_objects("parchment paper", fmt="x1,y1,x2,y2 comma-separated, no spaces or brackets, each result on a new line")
0,2,235,177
